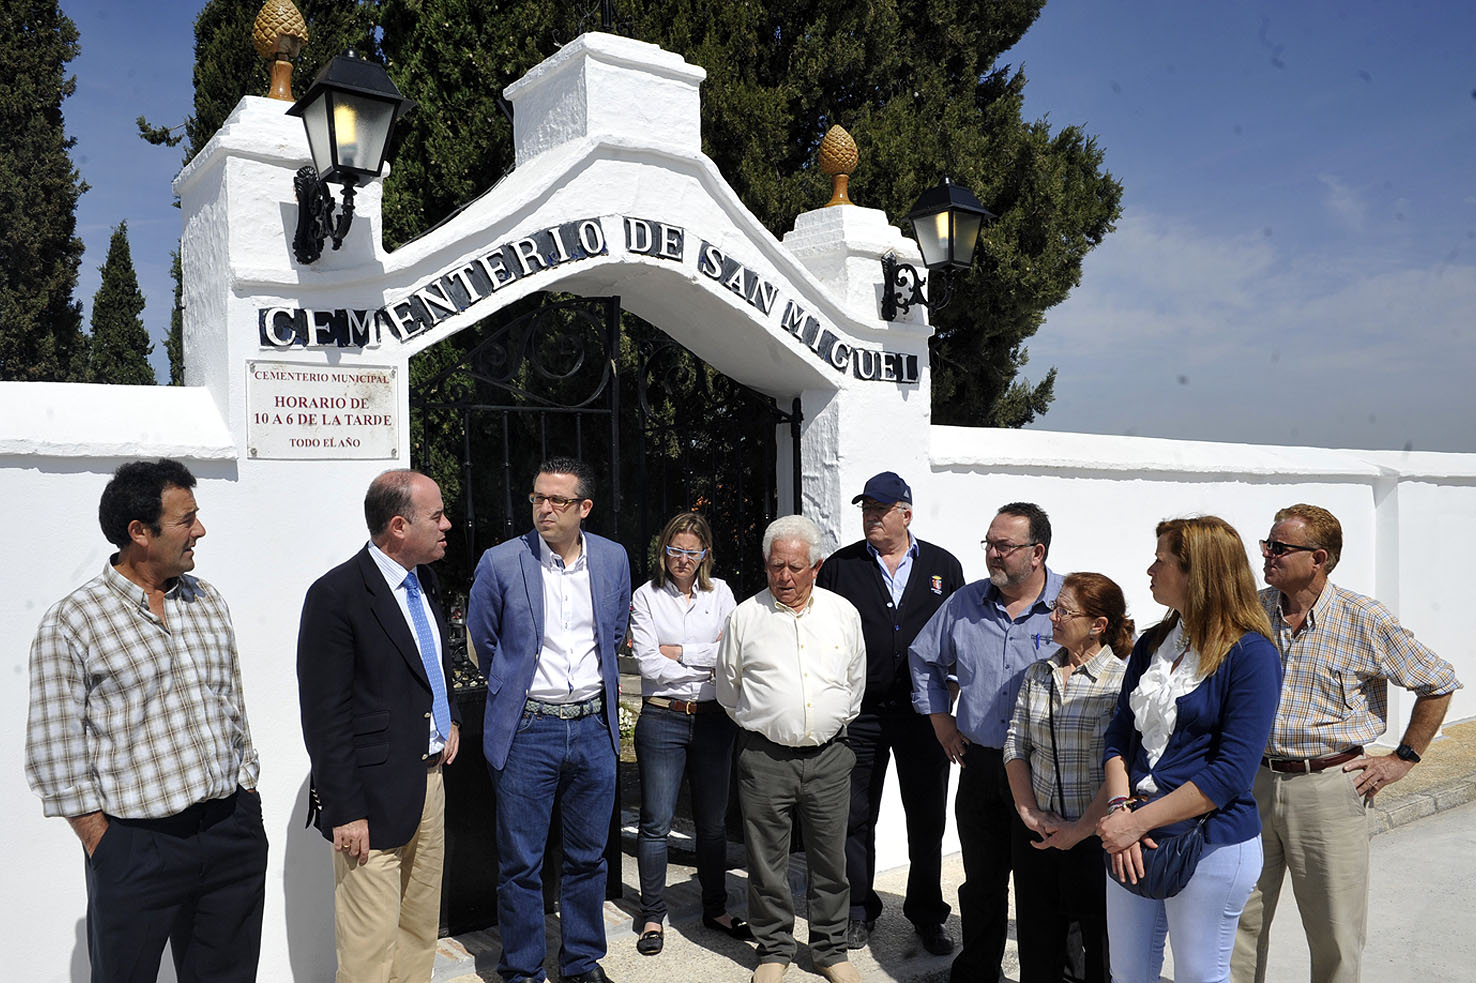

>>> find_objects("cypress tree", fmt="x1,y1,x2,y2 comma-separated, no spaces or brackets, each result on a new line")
0,0,88,381
87,222,155,385
165,249,184,385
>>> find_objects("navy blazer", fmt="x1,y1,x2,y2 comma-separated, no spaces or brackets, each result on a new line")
467,529,632,770
297,547,461,849
1102,629,1282,845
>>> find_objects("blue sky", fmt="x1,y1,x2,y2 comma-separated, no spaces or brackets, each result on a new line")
58,1,1475,451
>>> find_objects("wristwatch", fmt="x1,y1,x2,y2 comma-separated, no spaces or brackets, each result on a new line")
1394,743,1422,764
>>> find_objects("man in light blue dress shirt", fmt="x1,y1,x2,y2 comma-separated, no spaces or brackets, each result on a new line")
910,503,1062,983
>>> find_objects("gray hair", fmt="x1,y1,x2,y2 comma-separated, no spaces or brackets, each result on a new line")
762,514,824,566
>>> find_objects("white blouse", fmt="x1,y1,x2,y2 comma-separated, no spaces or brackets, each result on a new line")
1127,620,1206,795
629,577,737,701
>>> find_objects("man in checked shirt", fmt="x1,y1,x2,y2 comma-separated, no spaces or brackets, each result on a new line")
1231,504,1461,983
25,459,267,983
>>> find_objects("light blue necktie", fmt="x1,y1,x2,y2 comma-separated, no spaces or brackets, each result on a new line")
403,570,453,740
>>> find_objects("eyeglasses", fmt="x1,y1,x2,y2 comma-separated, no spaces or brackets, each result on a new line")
981,540,1036,556
529,493,585,511
1050,604,1086,620
664,545,708,560
858,500,904,516
1259,539,1318,557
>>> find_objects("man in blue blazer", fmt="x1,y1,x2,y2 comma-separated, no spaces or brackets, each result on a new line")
467,457,632,983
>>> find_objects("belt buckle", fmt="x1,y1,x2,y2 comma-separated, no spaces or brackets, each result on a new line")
683,700,696,716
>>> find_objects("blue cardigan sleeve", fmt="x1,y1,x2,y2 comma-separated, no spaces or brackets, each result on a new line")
1102,635,1152,767
1190,632,1283,808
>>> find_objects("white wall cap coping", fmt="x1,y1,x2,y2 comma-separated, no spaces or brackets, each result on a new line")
1350,449,1476,480
784,204,929,333
0,383,236,459
505,32,706,166
932,426,1394,479
173,96,307,198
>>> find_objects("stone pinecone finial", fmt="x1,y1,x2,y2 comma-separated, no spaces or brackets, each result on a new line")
253,0,309,57
818,124,859,207
253,0,309,100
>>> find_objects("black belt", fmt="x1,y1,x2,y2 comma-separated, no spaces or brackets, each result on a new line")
110,789,241,838
1262,746,1362,773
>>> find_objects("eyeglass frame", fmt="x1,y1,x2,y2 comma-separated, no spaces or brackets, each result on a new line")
981,539,1038,556
664,545,709,560
1049,603,1088,621
1259,539,1320,557
529,492,587,511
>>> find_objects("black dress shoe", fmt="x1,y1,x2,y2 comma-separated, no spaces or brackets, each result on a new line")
846,919,873,950
636,928,664,956
561,968,614,983
703,913,755,940
914,922,955,955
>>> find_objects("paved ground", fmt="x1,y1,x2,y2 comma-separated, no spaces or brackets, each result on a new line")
433,719,1476,983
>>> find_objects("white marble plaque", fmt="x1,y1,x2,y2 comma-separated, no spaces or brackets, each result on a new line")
246,361,399,459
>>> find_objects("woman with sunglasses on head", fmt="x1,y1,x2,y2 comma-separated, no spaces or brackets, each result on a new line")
1003,572,1134,983
1096,517,1282,983
629,511,749,955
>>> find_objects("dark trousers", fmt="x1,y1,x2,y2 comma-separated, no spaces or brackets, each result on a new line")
635,703,738,922
1011,822,1109,983
737,729,855,969
83,788,268,983
950,745,1018,983
844,708,951,927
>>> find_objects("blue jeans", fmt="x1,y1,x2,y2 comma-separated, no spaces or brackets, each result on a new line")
1105,837,1262,983
634,704,737,923
489,710,616,982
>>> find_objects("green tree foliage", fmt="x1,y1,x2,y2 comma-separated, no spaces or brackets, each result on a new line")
165,249,185,384
87,222,155,385
0,0,88,381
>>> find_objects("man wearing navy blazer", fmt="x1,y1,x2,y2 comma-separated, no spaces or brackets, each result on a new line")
298,469,462,983
467,457,632,983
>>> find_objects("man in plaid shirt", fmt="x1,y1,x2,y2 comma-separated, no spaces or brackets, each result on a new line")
1232,504,1461,983
24,459,267,983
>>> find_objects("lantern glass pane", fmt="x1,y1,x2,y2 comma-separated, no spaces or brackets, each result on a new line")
333,96,397,175
301,94,334,175
914,210,950,269
950,211,984,269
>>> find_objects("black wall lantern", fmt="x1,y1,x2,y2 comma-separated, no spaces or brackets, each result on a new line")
881,178,995,320
287,52,414,264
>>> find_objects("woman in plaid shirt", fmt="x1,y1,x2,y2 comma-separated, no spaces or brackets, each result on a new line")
1004,572,1133,983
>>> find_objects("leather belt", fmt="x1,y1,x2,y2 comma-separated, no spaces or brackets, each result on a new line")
424,750,444,769
523,695,604,719
1262,746,1362,773
644,696,724,715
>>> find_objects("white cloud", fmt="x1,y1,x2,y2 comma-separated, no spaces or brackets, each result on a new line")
1318,173,1368,231
1023,210,1476,452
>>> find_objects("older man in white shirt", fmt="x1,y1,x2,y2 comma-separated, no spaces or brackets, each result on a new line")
718,515,867,983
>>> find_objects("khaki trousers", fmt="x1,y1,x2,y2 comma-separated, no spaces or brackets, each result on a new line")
333,765,445,983
1232,765,1369,983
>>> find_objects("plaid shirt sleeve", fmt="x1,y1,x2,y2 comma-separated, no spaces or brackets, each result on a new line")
25,597,103,817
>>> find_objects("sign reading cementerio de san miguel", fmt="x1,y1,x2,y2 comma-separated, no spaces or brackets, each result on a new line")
256,214,921,386
246,361,398,460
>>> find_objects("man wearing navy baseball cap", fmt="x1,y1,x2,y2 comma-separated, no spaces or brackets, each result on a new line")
817,472,965,956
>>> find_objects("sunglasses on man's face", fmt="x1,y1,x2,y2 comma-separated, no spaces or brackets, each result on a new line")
1259,539,1319,557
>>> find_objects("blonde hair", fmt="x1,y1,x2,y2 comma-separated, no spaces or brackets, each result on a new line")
652,511,715,592
1274,503,1343,572
1144,516,1272,676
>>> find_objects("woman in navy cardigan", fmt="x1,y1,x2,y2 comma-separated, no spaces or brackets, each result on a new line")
1096,516,1281,983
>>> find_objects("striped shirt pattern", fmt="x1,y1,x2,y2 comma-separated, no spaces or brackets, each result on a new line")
1003,646,1126,820
25,561,260,819
1261,583,1461,758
